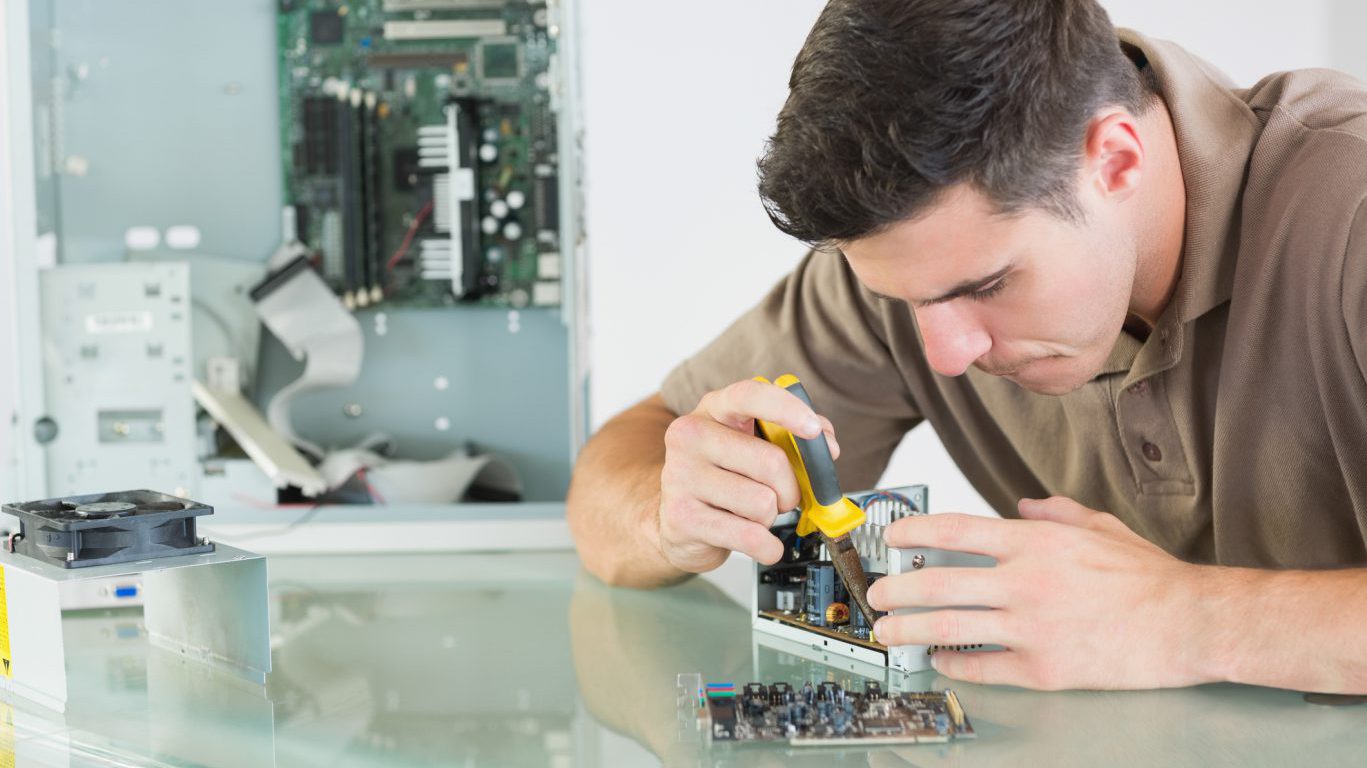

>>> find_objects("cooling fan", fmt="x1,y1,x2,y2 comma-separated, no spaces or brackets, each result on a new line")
3,489,215,568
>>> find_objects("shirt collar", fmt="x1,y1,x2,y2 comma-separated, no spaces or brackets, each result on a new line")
1119,29,1263,325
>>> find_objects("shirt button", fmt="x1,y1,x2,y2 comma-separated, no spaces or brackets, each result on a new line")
1142,442,1163,462
1129,381,1148,395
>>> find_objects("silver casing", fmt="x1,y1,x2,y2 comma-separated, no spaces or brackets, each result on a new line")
0,541,270,713
751,485,997,674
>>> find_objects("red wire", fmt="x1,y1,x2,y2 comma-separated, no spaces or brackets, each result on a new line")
385,200,434,273
359,468,387,506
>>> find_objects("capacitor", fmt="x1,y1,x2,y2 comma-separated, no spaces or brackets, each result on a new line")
486,246,506,263
506,190,526,210
481,216,500,235
482,127,500,144
479,143,498,163
490,199,510,219
502,221,523,241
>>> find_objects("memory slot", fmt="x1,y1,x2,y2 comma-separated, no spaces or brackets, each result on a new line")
337,87,362,301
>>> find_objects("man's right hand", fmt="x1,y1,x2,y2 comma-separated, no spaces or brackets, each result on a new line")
657,378,840,574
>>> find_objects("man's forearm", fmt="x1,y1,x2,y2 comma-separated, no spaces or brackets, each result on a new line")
566,394,690,588
1199,566,1367,693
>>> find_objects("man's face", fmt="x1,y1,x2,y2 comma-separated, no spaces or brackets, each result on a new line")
840,184,1138,396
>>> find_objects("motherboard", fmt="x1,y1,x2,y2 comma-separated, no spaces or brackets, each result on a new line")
683,677,975,746
754,487,992,671
277,0,563,308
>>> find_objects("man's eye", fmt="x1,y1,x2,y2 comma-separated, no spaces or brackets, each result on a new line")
967,277,1008,302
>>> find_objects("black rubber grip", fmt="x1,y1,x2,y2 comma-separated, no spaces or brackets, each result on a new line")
784,380,843,507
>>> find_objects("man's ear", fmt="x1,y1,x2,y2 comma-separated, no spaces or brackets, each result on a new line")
1083,109,1145,203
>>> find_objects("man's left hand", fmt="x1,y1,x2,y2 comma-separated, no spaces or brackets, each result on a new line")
866,496,1216,690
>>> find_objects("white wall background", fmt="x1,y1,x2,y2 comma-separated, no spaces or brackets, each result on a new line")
581,0,1361,517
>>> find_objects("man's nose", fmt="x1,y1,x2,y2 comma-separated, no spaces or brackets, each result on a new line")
915,304,992,377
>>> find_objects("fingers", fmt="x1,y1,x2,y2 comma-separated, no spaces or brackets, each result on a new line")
686,462,783,529
866,568,1006,611
883,513,1018,558
1017,496,1095,526
699,378,822,438
817,414,841,460
929,650,1039,688
657,378,847,574
872,608,1013,648
659,497,785,568
665,415,801,511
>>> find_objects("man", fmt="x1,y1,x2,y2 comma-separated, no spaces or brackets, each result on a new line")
567,0,1367,693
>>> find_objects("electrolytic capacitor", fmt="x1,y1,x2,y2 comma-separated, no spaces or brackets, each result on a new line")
506,190,526,209
502,221,523,241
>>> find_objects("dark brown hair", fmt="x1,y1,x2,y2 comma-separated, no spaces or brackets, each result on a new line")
758,0,1154,246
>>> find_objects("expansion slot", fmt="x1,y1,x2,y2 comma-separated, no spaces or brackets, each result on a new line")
382,0,507,10
382,20,508,40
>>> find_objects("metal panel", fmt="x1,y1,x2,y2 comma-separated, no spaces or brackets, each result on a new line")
144,554,271,684
0,562,67,711
0,541,270,712
3,0,50,501
254,305,574,501
39,262,198,497
47,0,282,263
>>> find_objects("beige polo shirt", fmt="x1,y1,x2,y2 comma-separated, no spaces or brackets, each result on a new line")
659,30,1367,569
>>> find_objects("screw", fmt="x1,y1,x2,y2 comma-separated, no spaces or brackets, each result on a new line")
911,554,926,569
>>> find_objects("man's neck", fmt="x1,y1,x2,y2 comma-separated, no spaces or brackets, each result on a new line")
1128,97,1187,329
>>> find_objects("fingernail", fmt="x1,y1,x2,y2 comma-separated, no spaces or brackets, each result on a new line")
802,417,822,437
873,619,885,641
930,654,941,672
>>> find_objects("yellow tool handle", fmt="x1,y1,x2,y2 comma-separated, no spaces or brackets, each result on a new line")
754,374,865,538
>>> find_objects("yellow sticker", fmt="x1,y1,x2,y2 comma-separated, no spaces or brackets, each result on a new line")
0,565,10,679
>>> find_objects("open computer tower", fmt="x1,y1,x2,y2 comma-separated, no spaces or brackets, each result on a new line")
1,0,587,551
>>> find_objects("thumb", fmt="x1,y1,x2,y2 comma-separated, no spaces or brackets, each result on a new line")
1017,496,1094,526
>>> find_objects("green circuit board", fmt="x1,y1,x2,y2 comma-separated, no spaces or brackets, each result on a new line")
277,0,562,308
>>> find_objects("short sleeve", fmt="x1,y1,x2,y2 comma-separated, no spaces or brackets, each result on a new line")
1347,197,1367,383
660,249,922,490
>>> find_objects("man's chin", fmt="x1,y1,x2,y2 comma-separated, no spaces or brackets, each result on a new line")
992,357,1093,396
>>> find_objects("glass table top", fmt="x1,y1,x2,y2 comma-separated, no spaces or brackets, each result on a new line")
2,551,1364,767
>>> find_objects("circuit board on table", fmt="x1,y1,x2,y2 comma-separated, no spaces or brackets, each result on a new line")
697,679,975,746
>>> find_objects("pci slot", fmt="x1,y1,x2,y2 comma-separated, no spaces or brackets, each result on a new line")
382,20,508,40
383,0,506,10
